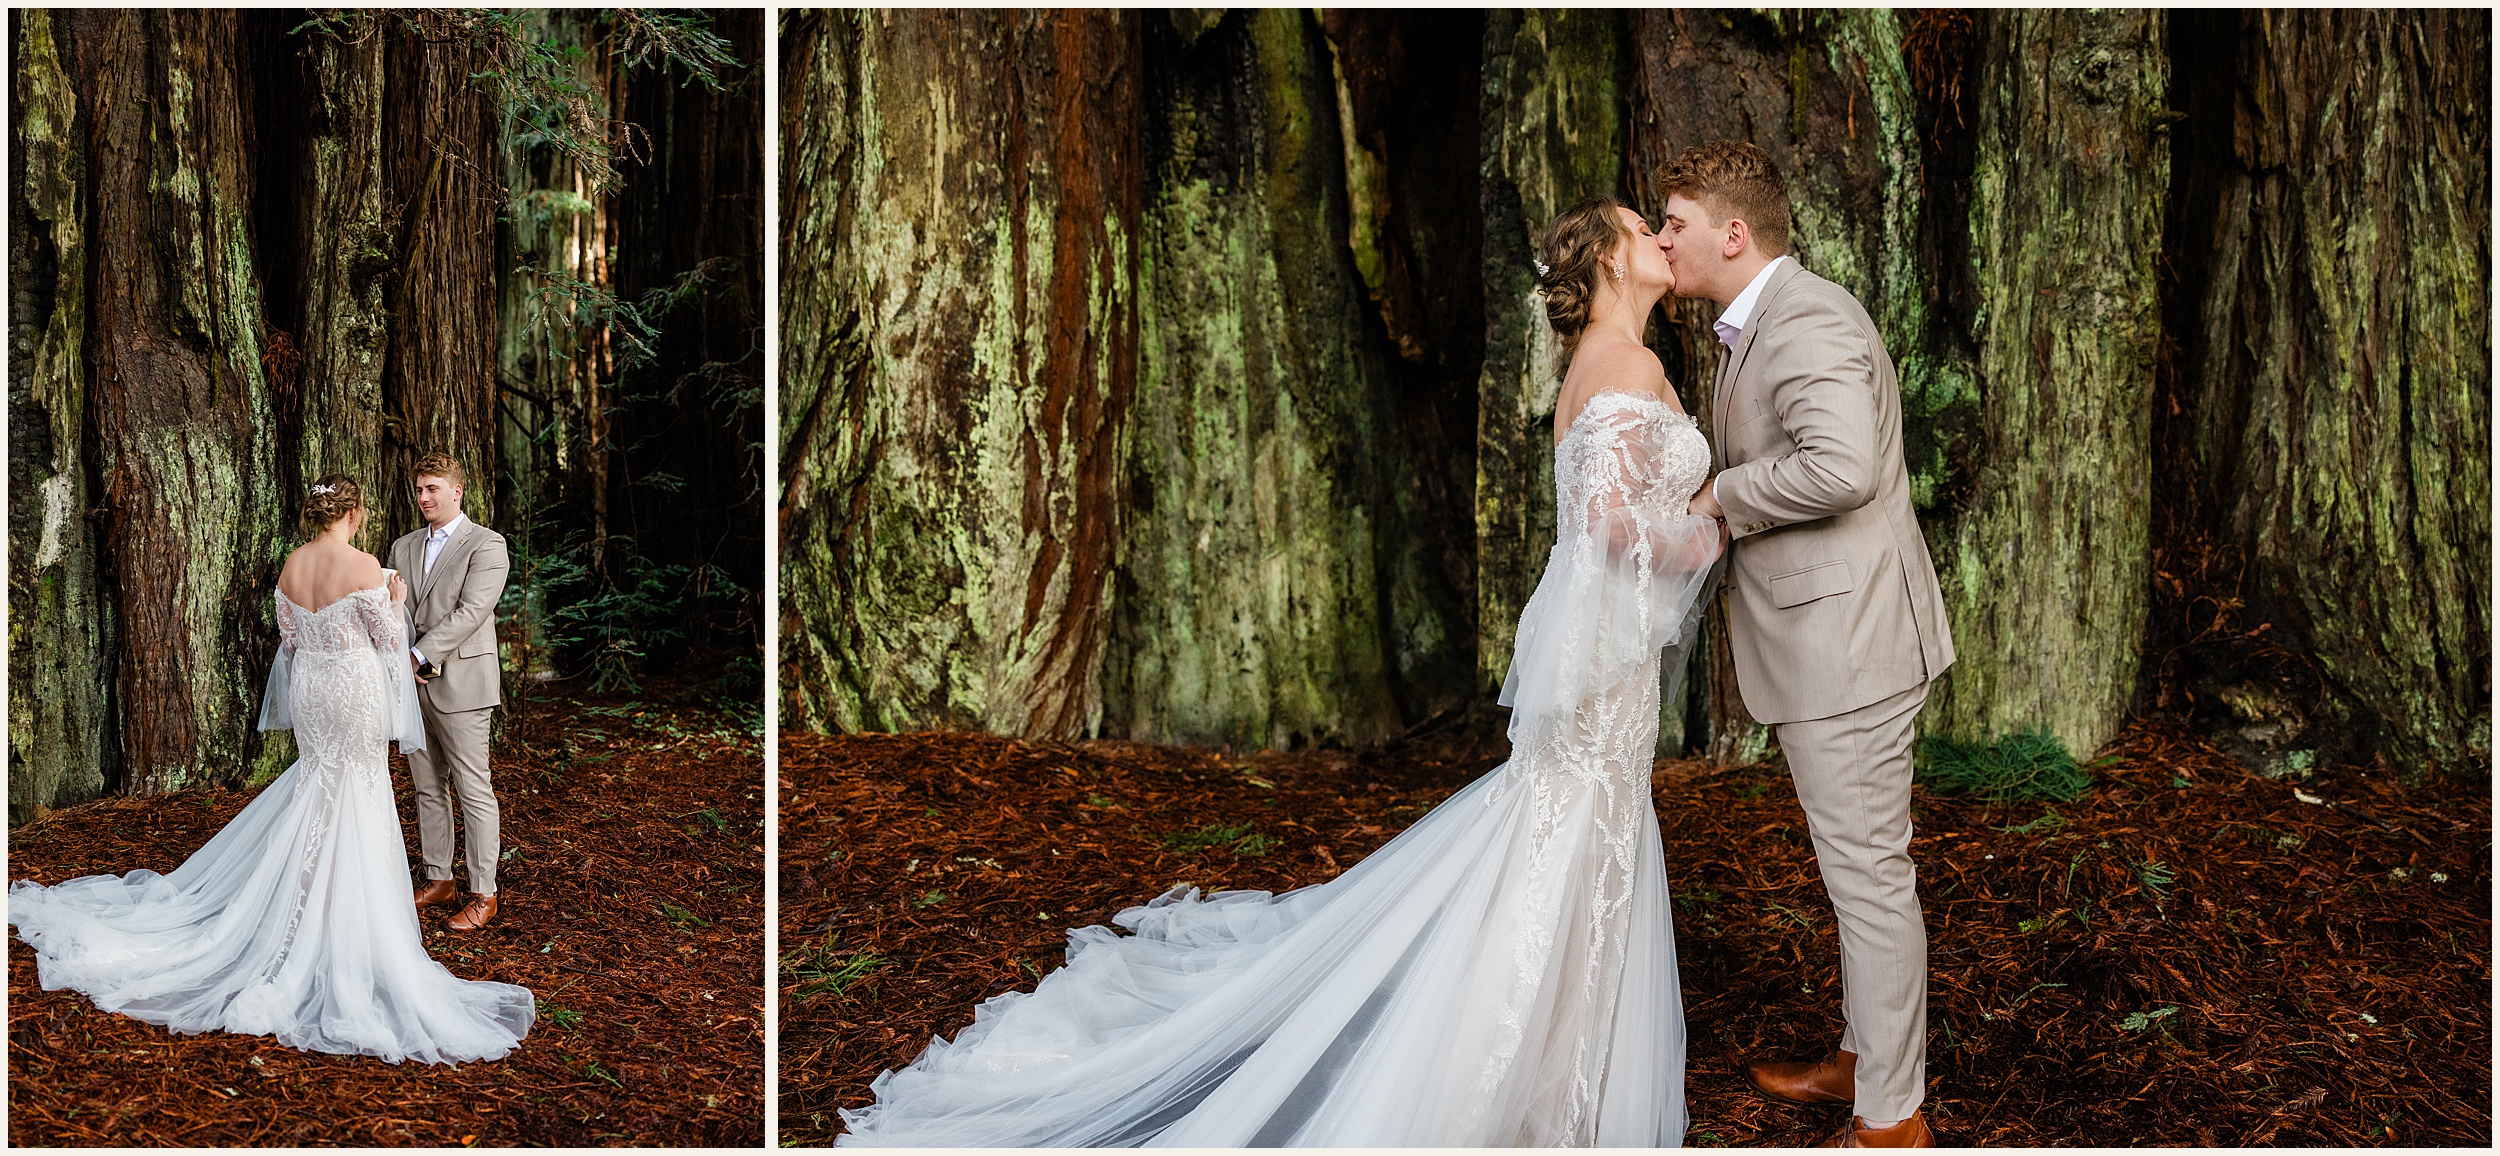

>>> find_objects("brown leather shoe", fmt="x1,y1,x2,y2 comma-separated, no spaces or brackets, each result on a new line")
1823,1111,1935,1148
1745,1048,1857,1105
447,893,499,931
414,879,458,908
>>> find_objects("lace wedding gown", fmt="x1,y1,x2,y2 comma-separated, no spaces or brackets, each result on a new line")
8,584,535,1064
841,390,1718,1146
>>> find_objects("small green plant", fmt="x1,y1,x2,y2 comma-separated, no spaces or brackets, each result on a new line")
537,1001,585,1031
784,938,886,1001
2016,912,2064,935
1163,821,1276,856
1915,728,2095,802
1764,902,1817,928
2118,1005,2180,1032
681,806,729,835
913,890,948,909
1995,808,2068,835
2132,857,2176,895
656,903,709,930
566,1053,624,1088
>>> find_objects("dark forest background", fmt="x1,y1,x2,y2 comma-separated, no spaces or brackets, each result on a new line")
781,10,2488,782
10,9,765,819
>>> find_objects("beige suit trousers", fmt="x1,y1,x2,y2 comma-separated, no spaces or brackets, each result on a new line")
408,695,499,895
1775,678,1930,1123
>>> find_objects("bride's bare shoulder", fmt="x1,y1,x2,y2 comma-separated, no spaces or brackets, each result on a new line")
1556,340,1676,439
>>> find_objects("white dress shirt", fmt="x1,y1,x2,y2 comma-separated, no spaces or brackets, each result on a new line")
1709,255,1790,507
1713,254,1789,350
412,512,470,665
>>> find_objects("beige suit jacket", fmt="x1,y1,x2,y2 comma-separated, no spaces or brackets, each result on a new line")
390,518,509,714
1711,261,1954,724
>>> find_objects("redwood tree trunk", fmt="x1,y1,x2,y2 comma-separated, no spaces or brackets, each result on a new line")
780,10,1140,738
284,15,390,534
2160,10,2491,775
73,9,288,794
1921,10,2168,757
8,8,115,817
1102,8,1409,750
381,11,501,532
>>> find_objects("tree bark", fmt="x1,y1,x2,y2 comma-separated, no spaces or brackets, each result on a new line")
1100,9,1410,749
1922,11,2167,757
283,16,390,538
74,9,289,794
1318,9,1484,730
2162,10,2491,775
381,11,501,533
780,10,1140,739
8,8,115,817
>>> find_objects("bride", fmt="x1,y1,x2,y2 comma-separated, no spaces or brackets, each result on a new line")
8,474,535,1064
839,197,1722,1146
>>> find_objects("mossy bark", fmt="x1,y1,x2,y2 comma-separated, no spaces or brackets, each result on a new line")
74,10,289,794
1923,11,2167,758
780,10,1140,738
8,9,115,817
1102,9,1408,749
780,7,2476,774
2163,11,2491,775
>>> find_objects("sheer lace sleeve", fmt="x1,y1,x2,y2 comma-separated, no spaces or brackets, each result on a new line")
355,591,429,754
1500,396,1720,731
257,593,298,732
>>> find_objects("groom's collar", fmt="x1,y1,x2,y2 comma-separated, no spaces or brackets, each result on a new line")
426,512,471,540
1713,255,1791,349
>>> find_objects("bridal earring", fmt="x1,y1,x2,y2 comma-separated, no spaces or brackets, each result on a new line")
1611,259,1626,282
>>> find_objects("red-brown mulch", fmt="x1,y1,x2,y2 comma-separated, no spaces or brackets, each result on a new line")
7,684,764,1147
777,720,2490,1147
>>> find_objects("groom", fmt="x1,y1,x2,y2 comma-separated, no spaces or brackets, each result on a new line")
1667,141,1956,1148
390,452,511,933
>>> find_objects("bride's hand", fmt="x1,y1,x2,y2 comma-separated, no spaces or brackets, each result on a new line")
386,572,407,604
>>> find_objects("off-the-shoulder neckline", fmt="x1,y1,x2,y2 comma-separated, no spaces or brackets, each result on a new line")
1563,389,1696,436
275,583,389,616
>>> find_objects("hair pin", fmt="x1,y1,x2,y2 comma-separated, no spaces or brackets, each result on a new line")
1532,259,1551,276
311,483,336,495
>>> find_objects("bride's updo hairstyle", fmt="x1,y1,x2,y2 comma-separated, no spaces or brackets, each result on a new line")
301,474,364,537
1533,195,1633,349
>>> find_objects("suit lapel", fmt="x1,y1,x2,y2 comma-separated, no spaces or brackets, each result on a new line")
1713,260,1808,467
415,521,472,607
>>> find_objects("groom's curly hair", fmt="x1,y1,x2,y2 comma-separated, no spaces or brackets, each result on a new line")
1659,140,1792,257
411,451,466,489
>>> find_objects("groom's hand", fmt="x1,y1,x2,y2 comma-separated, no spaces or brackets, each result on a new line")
1689,474,1727,522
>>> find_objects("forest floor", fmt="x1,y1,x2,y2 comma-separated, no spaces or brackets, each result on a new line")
7,680,765,1147
779,719,2490,1147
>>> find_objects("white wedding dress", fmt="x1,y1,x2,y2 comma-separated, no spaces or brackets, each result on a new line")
840,390,1719,1146
7,583,535,1064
